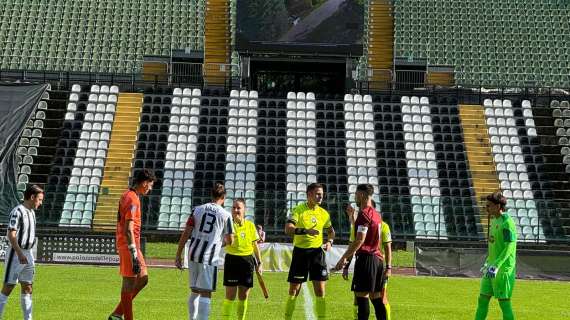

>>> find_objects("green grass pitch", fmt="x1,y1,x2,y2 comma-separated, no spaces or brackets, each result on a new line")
0,264,568,319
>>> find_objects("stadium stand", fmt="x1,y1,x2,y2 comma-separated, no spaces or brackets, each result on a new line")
394,0,570,87
400,96,447,238
285,92,318,211
157,88,201,230
17,89,52,195
2,0,570,246
225,90,258,219
59,86,118,227
5,85,567,243
0,0,205,73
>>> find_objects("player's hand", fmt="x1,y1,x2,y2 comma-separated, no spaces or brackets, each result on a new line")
480,262,489,275
486,265,498,278
342,268,349,280
256,263,263,275
131,256,141,274
175,255,183,270
384,267,392,278
17,252,28,265
129,245,141,275
323,241,332,252
334,257,347,271
306,228,319,236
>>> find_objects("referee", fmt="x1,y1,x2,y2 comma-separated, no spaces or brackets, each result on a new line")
221,198,262,320
0,185,43,320
284,183,335,320
335,184,386,320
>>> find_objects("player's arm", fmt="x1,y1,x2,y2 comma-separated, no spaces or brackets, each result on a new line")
491,226,517,270
223,216,235,246
334,228,366,270
175,221,193,269
7,229,27,264
124,218,141,274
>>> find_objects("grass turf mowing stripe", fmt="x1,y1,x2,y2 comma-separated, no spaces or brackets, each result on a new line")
302,283,316,320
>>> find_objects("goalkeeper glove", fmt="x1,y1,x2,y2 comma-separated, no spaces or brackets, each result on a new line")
129,244,141,275
486,265,498,278
480,262,489,275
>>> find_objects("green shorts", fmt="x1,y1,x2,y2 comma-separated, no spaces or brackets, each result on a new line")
480,271,515,299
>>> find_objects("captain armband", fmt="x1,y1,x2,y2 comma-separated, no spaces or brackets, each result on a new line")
294,228,308,235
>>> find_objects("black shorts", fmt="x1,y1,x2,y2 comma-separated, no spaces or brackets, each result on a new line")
288,247,328,283
351,253,385,293
223,254,256,288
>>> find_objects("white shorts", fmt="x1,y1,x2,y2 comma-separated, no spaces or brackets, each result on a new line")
188,261,218,292
3,248,35,285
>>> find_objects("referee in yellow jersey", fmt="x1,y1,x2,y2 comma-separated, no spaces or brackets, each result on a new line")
221,198,262,320
284,183,335,320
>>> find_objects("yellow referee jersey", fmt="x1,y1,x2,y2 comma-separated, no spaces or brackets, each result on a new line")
225,219,259,256
288,202,332,249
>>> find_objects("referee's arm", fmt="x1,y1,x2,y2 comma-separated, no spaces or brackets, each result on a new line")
383,241,392,276
285,216,319,236
284,220,296,236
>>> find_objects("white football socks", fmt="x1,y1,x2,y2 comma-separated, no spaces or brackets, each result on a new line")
197,296,211,320
20,294,32,320
188,292,200,320
0,293,8,319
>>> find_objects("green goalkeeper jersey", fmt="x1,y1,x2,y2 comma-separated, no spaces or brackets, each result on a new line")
487,212,517,274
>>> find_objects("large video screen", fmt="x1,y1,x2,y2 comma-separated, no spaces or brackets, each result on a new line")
236,0,365,55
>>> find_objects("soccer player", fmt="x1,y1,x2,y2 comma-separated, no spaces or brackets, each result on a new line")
334,184,386,320
221,198,263,320
175,182,234,320
0,185,43,320
256,224,266,243
284,183,335,320
109,169,156,320
342,201,392,320
475,191,517,320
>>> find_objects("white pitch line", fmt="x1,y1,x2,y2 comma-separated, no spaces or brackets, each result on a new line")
302,283,316,320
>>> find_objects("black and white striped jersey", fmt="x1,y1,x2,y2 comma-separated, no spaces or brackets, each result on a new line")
7,204,36,250
187,203,234,266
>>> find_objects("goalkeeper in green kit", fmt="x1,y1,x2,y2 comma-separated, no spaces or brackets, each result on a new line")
475,192,517,320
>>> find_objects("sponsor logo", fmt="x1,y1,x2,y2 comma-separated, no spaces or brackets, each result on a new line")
52,253,119,264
